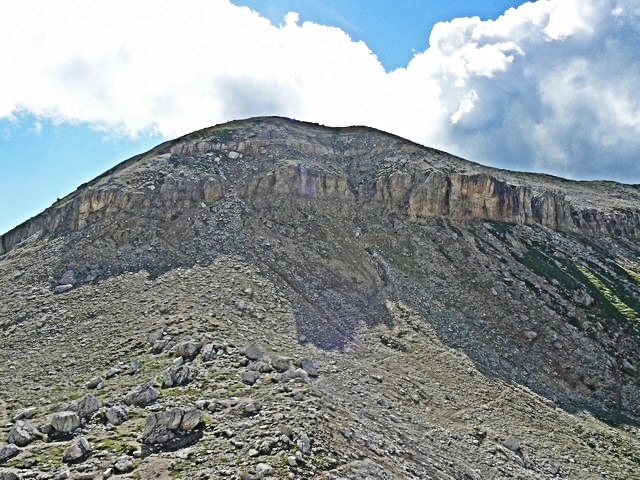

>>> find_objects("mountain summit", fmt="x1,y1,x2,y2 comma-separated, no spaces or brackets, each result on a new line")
0,117,639,479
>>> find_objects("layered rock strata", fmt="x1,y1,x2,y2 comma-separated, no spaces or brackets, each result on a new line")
1,119,638,256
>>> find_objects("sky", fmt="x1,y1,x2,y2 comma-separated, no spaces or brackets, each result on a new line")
1,0,640,235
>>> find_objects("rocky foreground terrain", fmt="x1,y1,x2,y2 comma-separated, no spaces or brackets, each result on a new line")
0,116,639,479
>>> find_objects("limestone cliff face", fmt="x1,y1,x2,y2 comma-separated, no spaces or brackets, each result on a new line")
1,117,639,255
1,175,225,255
245,164,353,203
403,172,639,236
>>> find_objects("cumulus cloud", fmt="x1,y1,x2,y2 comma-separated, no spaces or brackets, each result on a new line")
0,0,639,182
425,0,640,181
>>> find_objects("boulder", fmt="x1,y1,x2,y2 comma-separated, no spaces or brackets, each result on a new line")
0,443,19,463
172,340,202,361
271,356,291,372
53,284,73,294
105,366,121,379
86,376,103,389
62,436,91,463
50,411,80,433
248,361,272,373
504,435,521,452
142,410,182,443
162,364,192,388
291,368,310,382
141,408,203,445
129,358,142,375
201,343,216,362
255,463,274,476
242,371,260,385
147,330,164,344
59,270,77,285
124,383,159,407
297,433,312,455
11,407,37,422
242,401,261,417
244,344,262,361
277,367,309,383
300,358,319,377
106,405,129,426
8,420,35,447
181,409,204,431
77,394,101,420
151,339,169,354
113,455,135,473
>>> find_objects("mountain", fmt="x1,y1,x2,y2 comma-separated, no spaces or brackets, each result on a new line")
0,116,639,479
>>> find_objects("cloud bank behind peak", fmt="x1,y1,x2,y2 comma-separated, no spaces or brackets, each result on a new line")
1,0,639,182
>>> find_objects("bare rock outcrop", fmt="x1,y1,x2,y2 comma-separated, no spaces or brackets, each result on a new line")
1,118,639,258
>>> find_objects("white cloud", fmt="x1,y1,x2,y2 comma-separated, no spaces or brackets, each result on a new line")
0,0,639,182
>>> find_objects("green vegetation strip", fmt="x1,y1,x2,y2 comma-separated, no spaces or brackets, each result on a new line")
575,264,640,323
616,260,640,284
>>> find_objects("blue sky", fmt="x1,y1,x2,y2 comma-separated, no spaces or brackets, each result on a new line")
1,0,640,235
232,1,529,70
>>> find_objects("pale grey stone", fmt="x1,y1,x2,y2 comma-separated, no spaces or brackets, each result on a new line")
77,394,100,420
8,420,35,447
0,443,19,463
62,436,91,463
113,455,135,473
124,383,159,407
51,411,80,433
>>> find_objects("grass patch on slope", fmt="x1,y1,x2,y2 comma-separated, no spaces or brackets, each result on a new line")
514,240,640,329
575,264,640,324
616,259,640,284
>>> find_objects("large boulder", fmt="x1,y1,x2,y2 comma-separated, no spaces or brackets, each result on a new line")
243,344,262,361
162,364,192,388
141,408,203,445
172,340,202,361
8,420,35,447
124,383,159,407
0,443,19,463
271,356,292,372
50,411,80,434
77,393,101,420
106,405,129,426
113,454,135,473
62,436,91,463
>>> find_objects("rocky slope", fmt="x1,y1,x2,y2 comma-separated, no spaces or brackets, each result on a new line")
0,117,639,479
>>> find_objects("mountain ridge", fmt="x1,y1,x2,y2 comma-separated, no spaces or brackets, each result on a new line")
2,116,639,256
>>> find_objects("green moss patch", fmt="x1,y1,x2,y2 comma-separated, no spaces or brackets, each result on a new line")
516,244,580,292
